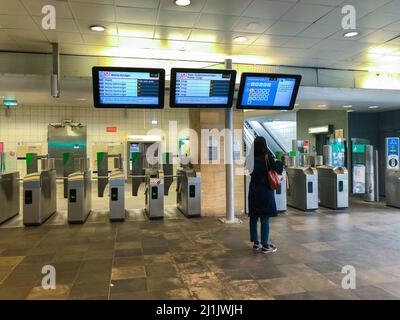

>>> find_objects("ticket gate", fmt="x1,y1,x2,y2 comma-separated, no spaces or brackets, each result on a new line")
287,167,318,211
109,170,126,221
68,170,92,223
386,171,400,208
275,171,287,213
317,166,349,210
176,166,201,217
23,168,57,226
144,167,164,219
0,172,20,224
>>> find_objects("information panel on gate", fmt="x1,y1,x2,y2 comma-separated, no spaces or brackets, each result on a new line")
236,73,302,110
169,68,236,108
92,67,165,109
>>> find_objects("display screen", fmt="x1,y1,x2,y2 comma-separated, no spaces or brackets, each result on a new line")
237,73,301,110
170,69,236,108
92,67,165,108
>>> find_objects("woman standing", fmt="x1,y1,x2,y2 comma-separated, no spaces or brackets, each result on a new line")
247,136,284,253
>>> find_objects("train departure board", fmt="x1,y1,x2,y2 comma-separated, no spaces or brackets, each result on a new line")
170,68,236,108
237,73,301,110
92,67,165,108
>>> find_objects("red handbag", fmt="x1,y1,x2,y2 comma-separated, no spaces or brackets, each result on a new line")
265,155,282,190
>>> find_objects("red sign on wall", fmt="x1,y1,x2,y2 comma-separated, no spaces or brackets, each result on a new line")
106,127,117,133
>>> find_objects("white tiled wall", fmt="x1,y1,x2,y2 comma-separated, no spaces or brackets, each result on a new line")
0,104,189,175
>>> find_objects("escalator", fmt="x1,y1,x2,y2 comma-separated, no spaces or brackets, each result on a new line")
244,120,288,156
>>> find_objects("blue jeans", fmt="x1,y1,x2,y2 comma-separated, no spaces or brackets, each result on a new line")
250,216,269,247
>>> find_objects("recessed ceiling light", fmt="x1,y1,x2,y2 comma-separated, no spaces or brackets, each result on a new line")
151,120,158,125
318,104,327,108
369,106,379,109
175,0,191,6
234,36,247,43
90,25,105,32
344,31,359,38
343,105,352,108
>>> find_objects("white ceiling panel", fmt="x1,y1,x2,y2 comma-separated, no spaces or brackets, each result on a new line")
4,30,47,42
195,13,239,31
115,6,157,25
118,37,154,48
43,31,84,45
203,0,252,15
384,21,400,32
83,34,119,47
265,20,310,36
157,10,198,28
69,0,114,4
231,17,276,34
243,0,294,20
281,37,322,49
115,0,160,8
299,0,343,5
253,35,292,47
70,2,115,22
0,15,38,30
358,30,400,44
298,22,340,39
281,3,334,23
0,0,28,15
154,26,191,41
117,24,154,38
0,30,16,45
357,12,400,29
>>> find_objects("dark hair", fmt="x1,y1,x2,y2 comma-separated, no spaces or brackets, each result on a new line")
253,136,268,157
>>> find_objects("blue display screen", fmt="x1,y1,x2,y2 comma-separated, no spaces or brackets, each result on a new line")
175,72,232,105
98,71,161,105
241,76,297,108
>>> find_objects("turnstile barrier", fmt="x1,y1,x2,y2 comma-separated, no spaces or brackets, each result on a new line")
317,166,349,210
0,171,20,224
23,169,57,226
68,170,92,223
176,167,201,217
109,170,126,221
287,166,318,211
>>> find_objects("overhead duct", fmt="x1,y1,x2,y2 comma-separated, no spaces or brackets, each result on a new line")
51,43,60,98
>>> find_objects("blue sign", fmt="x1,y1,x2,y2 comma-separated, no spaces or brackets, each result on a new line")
386,137,399,170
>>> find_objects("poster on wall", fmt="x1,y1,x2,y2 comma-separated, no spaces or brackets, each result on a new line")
233,140,241,161
178,138,190,157
16,142,43,158
0,142,3,153
353,164,366,194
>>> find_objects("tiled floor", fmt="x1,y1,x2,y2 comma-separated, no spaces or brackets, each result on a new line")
1,182,400,300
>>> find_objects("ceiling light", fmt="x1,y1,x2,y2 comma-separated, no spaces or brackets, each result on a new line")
344,31,359,38
295,103,299,107
318,104,327,108
234,36,247,43
90,25,105,32
343,105,352,108
369,106,379,109
175,0,191,6
151,120,158,125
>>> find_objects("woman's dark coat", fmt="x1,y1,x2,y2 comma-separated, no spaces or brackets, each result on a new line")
247,151,284,218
